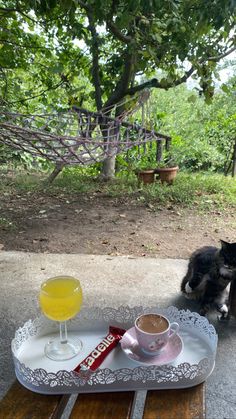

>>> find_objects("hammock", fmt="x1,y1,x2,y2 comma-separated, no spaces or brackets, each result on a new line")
0,98,171,166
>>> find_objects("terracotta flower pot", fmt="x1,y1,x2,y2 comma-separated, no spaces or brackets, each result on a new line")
135,169,155,184
155,166,179,184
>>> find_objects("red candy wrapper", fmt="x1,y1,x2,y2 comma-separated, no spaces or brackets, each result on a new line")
74,326,126,374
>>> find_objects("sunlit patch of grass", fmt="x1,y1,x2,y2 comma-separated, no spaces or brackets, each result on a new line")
124,172,236,210
0,167,236,211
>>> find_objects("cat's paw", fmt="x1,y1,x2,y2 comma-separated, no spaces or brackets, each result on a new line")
182,282,200,300
216,303,230,321
185,282,193,294
216,303,229,316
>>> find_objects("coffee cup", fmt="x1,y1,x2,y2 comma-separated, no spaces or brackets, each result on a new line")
134,313,179,356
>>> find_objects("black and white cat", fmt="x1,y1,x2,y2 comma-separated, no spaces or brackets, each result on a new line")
181,240,236,318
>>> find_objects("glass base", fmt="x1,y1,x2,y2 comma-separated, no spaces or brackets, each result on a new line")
44,338,83,361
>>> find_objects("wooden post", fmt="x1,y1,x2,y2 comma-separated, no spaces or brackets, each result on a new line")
156,140,163,162
165,138,171,152
46,162,65,183
231,138,236,178
229,278,236,318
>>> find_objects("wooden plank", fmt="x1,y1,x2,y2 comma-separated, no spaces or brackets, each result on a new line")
143,384,205,419
70,392,135,419
0,381,63,419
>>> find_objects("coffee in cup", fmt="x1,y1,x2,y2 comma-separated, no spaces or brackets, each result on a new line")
135,313,179,356
136,313,169,333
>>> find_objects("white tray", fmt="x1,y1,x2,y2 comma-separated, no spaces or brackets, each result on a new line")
11,306,218,394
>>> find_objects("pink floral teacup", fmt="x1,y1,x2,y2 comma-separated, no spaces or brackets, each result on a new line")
135,313,179,356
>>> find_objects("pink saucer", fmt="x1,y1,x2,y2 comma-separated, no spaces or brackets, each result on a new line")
120,327,183,365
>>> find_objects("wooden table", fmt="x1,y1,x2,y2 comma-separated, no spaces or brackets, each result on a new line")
0,381,205,419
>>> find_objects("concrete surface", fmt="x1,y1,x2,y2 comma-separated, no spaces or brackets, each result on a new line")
0,251,236,418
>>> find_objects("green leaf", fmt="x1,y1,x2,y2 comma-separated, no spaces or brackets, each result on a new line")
221,84,230,94
51,64,64,74
187,94,197,103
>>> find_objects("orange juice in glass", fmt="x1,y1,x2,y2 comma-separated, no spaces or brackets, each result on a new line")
40,276,83,361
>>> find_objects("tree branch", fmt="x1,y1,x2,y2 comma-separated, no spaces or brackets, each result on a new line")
0,39,47,50
87,13,103,110
106,20,132,44
77,0,102,110
76,1,91,12
103,50,135,110
8,80,66,105
0,7,37,23
125,44,236,97
125,66,195,96
105,0,132,44
207,45,236,62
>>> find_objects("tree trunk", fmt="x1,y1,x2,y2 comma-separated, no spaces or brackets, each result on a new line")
100,111,120,180
100,154,116,180
100,50,135,180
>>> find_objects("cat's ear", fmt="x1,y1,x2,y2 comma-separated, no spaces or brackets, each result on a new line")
220,240,229,250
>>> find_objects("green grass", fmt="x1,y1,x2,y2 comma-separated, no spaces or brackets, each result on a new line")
145,172,236,210
1,167,236,211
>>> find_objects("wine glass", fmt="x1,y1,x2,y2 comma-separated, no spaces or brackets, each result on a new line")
39,275,83,361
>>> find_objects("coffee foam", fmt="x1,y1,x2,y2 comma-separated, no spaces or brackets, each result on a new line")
136,314,168,333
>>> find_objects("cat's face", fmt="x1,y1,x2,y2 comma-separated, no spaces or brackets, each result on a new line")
220,240,236,267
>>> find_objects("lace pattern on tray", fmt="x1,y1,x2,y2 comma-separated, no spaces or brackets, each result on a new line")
14,357,210,389
12,306,217,389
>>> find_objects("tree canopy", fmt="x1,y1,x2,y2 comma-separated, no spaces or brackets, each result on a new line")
0,0,236,177
1,0,235,107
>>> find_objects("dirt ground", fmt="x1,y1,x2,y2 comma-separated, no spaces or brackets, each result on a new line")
0,186,235,259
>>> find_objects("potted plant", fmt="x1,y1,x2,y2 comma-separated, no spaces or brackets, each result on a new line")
134,156,156,184
135,167,155,184
155,153,179,185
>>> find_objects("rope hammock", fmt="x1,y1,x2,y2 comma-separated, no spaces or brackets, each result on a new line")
0,92,171,166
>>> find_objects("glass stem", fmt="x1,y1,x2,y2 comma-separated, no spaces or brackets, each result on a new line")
59,321,68,344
